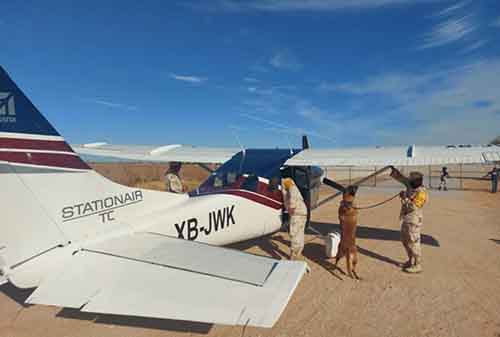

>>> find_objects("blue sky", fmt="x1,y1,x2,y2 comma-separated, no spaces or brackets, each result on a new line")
2,0,500,148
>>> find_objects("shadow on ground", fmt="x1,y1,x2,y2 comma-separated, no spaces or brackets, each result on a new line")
0,282,212,333
229,233,289,260
310,222,440,247
0,283,35,307
490,239,500,245
56,309,213,334
232,222,440,278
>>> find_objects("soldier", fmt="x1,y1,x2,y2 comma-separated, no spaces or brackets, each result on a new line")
438,166,449,191
485,166,498,193
281,170,308,261
390,169,428,273
164,162,184,193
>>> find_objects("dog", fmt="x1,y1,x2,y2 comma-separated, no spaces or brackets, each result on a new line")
334,185,360,280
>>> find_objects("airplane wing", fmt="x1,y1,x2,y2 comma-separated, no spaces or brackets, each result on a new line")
72,143,239,164
27,232,306,328
285,145,500,167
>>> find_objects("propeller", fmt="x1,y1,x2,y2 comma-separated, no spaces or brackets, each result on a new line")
302,135,310,150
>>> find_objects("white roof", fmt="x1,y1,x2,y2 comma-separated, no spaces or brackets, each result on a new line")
285,145,500,167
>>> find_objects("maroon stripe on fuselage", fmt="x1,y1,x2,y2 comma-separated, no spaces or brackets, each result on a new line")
194,189,283,210
223,190,282,209
0,151,90,170
0,138,74,152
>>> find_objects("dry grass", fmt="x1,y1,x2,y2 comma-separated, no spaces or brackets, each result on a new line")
89,162,211,192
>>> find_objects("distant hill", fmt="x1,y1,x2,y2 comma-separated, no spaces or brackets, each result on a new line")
490,136,500,145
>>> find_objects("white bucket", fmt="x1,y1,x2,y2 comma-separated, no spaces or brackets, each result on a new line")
324,231,341,258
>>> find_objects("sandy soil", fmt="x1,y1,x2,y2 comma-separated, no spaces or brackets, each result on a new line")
1,178,499,337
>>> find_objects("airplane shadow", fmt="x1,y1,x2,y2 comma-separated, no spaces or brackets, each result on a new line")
56,309,213,334
0,283,35,307
0,282,212,333
229,233,290,260
232,222,440,276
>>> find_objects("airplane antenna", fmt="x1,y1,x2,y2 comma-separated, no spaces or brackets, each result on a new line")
285,134,293,155
229,126,246,155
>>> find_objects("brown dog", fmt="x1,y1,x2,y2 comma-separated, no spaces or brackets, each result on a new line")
334,186,360,280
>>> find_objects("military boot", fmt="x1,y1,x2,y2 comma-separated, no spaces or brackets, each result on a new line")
401,260,412,269
405,263,422,273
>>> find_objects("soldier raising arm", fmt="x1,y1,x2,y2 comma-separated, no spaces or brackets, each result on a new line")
390,168,428,274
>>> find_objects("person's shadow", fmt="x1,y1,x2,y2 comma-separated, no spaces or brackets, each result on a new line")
230,221,441,278
229,233,289,260
310,221,440,247
305,221,440,273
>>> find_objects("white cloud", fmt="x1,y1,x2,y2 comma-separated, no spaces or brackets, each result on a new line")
244,77,260,83
432,0,468,17
250,64,269,73
82,98,138,111
269,50,302,71
319,59,500,144
240,112,335,141
169,73,207,84
419,14,476,49
193,0,440,12
460,39,487,54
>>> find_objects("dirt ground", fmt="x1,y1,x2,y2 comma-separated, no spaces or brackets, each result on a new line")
1,172,499,337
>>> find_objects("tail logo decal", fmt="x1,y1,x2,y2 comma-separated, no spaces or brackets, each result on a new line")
0,92,16,123
61,190,144,223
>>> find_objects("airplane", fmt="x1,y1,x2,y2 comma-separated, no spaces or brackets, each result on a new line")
0,66,498,329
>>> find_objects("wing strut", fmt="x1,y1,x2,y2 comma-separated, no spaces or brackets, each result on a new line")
315,165,396,210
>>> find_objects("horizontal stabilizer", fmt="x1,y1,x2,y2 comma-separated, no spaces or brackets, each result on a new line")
81,232,277,286
27,233,306,328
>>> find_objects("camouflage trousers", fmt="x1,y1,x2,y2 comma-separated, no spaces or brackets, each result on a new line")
289,215,307,258
401,221,422,263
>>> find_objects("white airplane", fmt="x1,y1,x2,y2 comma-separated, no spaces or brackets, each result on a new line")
0,66,498,328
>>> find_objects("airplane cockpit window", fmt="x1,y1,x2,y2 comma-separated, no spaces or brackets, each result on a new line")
241,174,258,192
293,169,308,189
213,175,223,188
194,149,300,195
226,172,237,186
268,176,280,192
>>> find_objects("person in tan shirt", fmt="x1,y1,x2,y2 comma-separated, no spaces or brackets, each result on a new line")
281,176,308,260
391,169,428,274
165,162,184,193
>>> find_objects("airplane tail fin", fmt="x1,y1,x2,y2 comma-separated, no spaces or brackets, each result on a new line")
0,67,183,287
0,67,90,170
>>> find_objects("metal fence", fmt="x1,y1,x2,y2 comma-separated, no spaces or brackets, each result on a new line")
323,164,498,192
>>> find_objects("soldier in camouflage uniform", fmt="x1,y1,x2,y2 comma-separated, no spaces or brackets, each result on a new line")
164,162,184,193
281,176,308,260
391,169,427,273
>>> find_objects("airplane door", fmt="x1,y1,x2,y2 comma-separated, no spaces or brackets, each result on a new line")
290,167,312,225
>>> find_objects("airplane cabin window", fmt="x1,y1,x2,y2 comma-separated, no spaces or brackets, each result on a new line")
213,176,223,188
241,174,258,192
226,172,237,186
